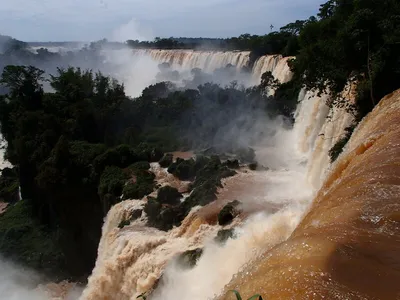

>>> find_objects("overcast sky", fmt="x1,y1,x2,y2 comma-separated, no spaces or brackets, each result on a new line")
0,0,324,42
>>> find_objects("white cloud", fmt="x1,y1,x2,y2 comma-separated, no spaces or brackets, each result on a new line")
0,0,324,41
111,18,154,42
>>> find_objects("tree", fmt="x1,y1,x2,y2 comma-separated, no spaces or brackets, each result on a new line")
280,20,306,35
291,0,400,118
0,65,44,110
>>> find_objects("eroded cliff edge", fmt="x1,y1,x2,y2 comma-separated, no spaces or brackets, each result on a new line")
220,89,400,299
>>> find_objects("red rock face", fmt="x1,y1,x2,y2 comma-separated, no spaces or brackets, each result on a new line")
218,89,400,300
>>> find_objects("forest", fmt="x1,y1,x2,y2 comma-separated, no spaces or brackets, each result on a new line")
0,0,399,282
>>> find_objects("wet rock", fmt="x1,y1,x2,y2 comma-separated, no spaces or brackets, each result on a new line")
218,200,242,226
128,161,150,171
118,219,130,229
168,158,196,180
130,209,142,221
158,153,173,168
177,248,203,269
157,186,182,205
214,228,236,244
249,162,258,170
224,159,240,169
150,148,164,162
156,206,185,231
144,197,162,219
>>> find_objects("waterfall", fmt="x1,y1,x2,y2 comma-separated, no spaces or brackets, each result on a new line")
251,55,294,85
297,82,356,189
133,50,251,74
0,138,11,170
79,59,355,299
130,49,293,86
217,89,400,300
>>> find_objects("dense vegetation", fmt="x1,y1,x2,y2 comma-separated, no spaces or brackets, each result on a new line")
292,0,400,120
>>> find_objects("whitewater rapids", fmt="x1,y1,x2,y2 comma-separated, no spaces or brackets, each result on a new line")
80,75,355,299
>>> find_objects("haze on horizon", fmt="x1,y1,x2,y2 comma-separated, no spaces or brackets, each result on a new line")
1,0,324,42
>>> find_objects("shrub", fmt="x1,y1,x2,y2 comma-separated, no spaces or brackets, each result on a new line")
130,209,142,221
177,248,203,269
224,159,240,169
145,155,238,232
123,181,154,200
134,143,164,162
118,219,130,229
144,197,162,219
181,157,236,216
156,206,185,231
0,167,19,203
214,228,236,244
157,186,182,205
122,170,155,200
218,200,242,226
128,161,151,171
328,125,356,163
68,141,107,184
93,144,144,175
0,200,66,278
98,166,128,198
249,162,258,170
158,153,173,168
168,158,197,180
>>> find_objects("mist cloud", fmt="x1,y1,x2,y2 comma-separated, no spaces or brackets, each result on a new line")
0,258,46,300
1,0,324,41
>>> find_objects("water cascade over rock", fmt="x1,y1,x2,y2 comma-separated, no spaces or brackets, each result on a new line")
80,58,354,299
132,50,293,85
218,89,400,299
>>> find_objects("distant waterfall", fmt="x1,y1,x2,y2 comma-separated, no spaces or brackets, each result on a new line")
131,49,293,85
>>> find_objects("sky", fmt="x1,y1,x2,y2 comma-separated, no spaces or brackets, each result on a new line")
0,0,324,42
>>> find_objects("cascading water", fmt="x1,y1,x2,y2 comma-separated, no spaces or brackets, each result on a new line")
130,49,294,86
79,58,350,299
251,55,294,85
132,50,251,74
218,89,400,300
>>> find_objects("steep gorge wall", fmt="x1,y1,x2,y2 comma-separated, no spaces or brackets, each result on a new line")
218,89,400,299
